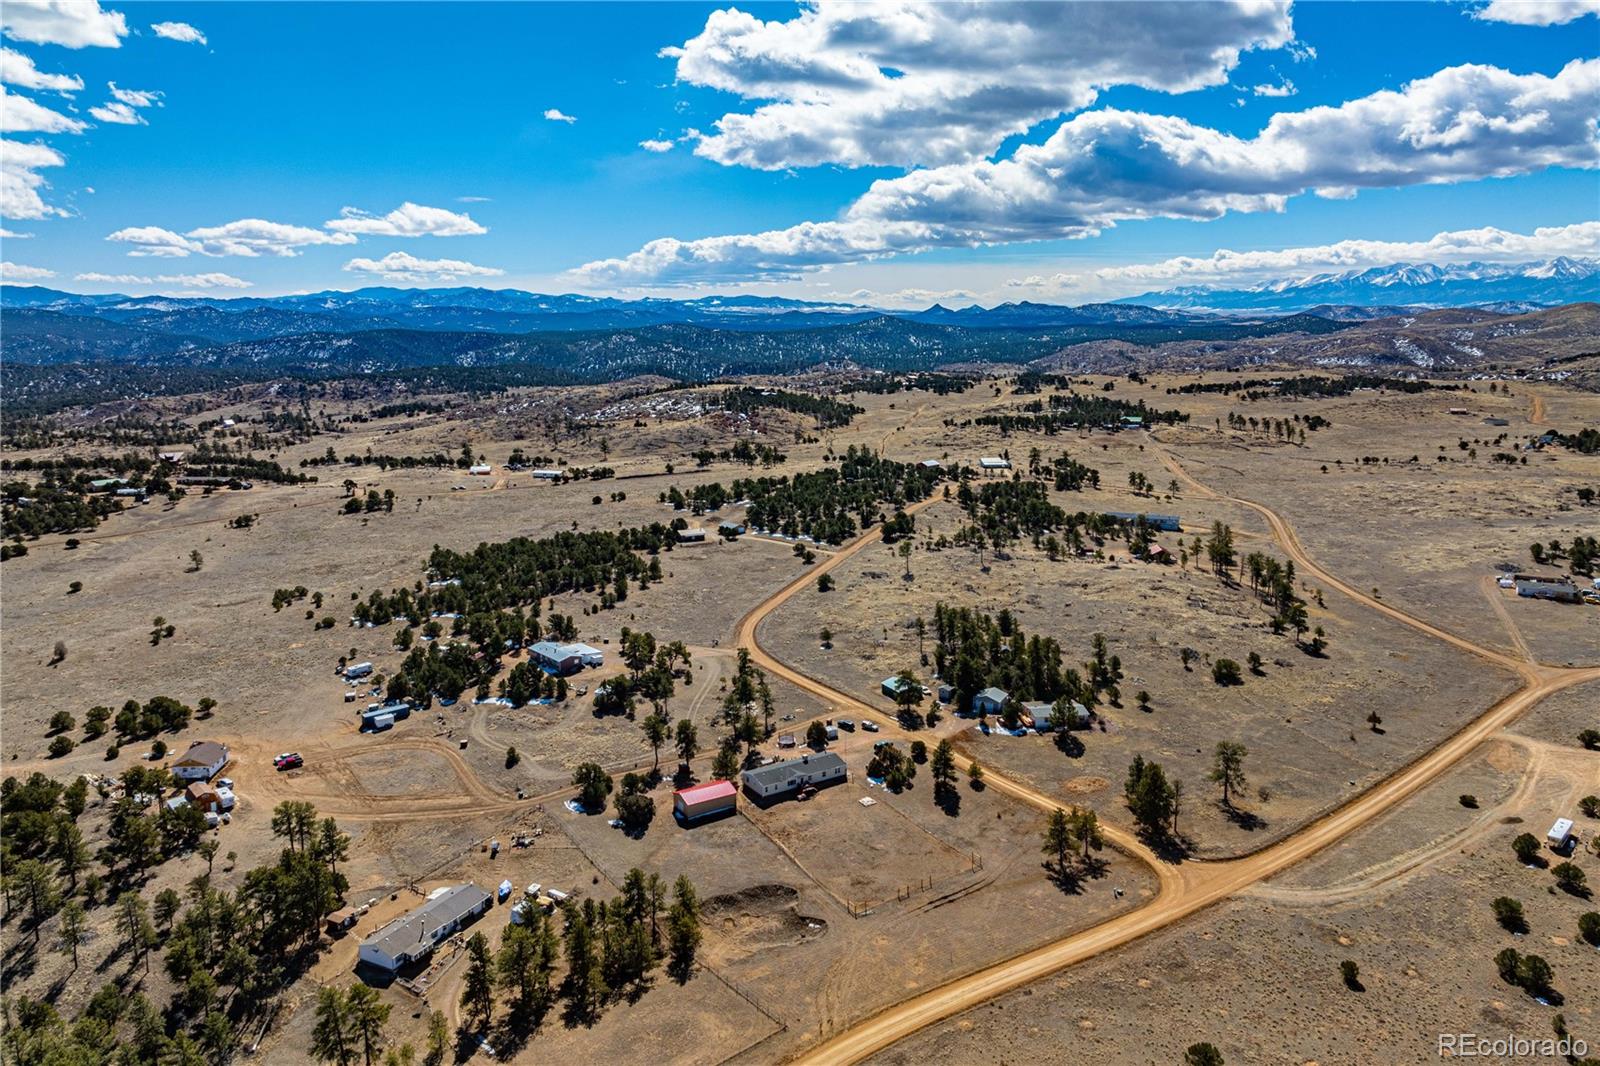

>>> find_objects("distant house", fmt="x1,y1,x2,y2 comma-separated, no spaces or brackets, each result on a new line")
170,741,229,783
677,526,706,542
1120,415,1145,428
1514,577,1581,603
358,884,492,973
530,641,582,674
972,687,1009,715
1106,511,1182,532
741,752,848,801
532,469,564,480
674,780,737,823
343,661,374,679
979,457,1011,471
158,452,186,464
920,459,942,469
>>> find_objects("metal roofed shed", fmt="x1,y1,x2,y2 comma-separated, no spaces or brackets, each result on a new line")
979,456,1011,470
673,779,737,823
357,883,492,973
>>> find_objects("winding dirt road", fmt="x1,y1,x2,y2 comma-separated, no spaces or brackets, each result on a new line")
737,443,1598,1066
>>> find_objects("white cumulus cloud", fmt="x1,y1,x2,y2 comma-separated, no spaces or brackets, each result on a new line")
1473,0,1598,24
1,0,128,48
543,108,576,124
0,137,66,218
325,201,487,238
577,59,1600,286
150,21,206,45
639,138,675,153
108,219,359,257
87,81,161,124
342,250,505,283
1,83,88,132
1,259,53,280
665,0,1295,170
0,46,83,93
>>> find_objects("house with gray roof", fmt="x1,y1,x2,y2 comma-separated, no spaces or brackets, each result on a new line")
740,752,847,801
357,883,492,973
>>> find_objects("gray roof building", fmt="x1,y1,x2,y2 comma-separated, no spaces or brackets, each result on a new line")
358,884,492,972
741,751,847,799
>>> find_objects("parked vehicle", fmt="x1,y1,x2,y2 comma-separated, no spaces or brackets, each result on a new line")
274,752,303,770
837,719,856,731
861,720,880,733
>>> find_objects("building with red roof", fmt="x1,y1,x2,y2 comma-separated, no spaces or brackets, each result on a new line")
673,779,737,823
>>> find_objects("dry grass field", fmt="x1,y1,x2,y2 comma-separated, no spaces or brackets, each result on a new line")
3,371,1596,1064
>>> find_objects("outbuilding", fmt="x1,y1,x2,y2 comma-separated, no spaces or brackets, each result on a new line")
1548,818,1575,850
357,883,492,973
532,469,564,480
677,526,707,543
673,779,737,823
170,741,229,783
741,752,847,801
979,457,1011,471
881,675,923,701
469,464,492,476
344,661,374,680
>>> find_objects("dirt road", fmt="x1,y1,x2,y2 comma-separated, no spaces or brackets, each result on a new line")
755,448,1597,1065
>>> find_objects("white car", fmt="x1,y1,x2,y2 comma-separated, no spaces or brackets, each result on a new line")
861,720,880,732
217,778,234,790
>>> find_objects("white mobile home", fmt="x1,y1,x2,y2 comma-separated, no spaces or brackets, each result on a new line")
740,752,847,800
357,884,492,973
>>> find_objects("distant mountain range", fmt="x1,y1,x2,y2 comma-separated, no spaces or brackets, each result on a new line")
1,260,1593,383
1118,257,1599,313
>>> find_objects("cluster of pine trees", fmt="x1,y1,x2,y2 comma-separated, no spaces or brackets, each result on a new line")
3,784,354,1066
353,526,676,636
718,387,863,428
929,604,1072,712
665,447,946,545
453,870,703,1039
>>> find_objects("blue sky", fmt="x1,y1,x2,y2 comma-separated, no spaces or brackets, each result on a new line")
1,0,1596,305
